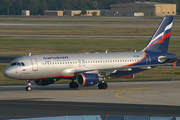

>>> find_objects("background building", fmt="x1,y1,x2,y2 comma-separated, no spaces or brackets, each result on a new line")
22,10,30,16
86,10,101,16
108,2,176,16
63,10,82,16
44,10,63,16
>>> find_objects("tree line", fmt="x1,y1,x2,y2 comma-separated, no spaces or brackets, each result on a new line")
0,0,179,15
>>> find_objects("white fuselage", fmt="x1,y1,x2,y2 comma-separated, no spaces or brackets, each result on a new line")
3,51,146,80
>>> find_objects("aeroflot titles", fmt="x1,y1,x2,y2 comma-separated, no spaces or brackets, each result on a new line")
43,56,69,60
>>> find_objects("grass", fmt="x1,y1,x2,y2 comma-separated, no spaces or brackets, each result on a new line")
0,16,180,24
0,37,179,56
0,26,180,36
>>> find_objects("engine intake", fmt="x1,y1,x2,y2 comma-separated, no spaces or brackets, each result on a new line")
76,73,99,86
34,79,55,86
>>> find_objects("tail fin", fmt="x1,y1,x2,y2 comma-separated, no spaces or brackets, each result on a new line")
143,16,173,53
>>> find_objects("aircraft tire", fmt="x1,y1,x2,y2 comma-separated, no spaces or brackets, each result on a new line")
25,86,31,91
69,82,79,89
98,82,108,89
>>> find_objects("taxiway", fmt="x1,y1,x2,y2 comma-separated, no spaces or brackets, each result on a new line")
0,81,180,119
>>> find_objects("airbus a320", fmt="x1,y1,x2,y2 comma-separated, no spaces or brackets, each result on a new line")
3,16,177,91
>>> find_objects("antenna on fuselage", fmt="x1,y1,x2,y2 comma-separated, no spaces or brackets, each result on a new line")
105,50,108,53
29,52,31,56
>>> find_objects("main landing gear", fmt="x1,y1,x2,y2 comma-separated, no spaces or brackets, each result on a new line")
69,79,108,89
98,77,108,89
25,80,32,91
69,81,79,89
98,81,108,89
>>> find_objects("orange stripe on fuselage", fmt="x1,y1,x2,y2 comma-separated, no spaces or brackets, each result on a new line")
122,52,147,67
18,75,76,80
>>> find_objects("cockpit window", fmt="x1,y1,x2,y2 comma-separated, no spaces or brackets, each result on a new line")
17,62,21,66
21,62,25,66
11,62,25,66
11,63,16,66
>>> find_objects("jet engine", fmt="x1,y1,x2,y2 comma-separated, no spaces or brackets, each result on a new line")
34,79,55,86
76,73,99,86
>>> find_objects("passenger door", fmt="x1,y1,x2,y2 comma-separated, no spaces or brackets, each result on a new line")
30,58,38,71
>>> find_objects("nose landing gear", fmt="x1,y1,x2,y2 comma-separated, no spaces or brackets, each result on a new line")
25,80,32,91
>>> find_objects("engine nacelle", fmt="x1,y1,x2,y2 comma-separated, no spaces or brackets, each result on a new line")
76,73,99,86
34,80,55,86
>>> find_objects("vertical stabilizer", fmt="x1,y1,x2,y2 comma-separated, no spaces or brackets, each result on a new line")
143,16,173,53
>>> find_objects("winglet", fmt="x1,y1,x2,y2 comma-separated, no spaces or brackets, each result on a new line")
172,61,177,67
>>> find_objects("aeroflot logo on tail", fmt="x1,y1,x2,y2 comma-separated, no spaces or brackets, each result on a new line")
43,56,69,59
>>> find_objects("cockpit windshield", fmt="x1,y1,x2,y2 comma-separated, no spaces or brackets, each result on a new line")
11,62,25,66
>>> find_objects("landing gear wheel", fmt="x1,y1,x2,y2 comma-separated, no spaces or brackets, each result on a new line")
98,82,108,89
26,80,32,91
69,82,79,89
25,86,31,91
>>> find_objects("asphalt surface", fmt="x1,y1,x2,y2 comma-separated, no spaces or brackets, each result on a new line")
0,56,18,64
1,23,180,27
1,100,180,119
0,23,161,27
1,81,180,119
1,34,180,38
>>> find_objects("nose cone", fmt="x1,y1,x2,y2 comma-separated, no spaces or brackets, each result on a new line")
3,67,15,79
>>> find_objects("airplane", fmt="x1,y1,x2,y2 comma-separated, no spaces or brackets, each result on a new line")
3,16,178,91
